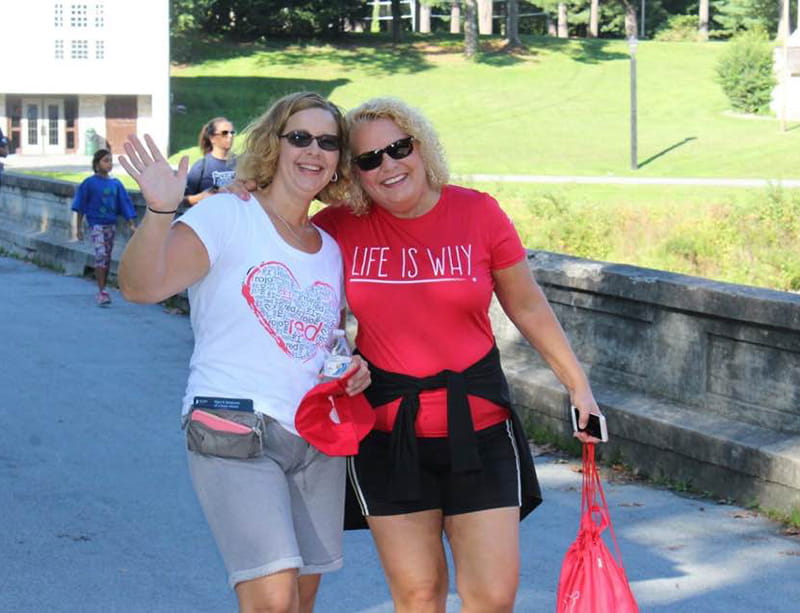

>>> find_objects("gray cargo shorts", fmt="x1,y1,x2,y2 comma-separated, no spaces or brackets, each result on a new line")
187,418,346,588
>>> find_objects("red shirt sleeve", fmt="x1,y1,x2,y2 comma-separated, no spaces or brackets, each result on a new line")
481,193,526,270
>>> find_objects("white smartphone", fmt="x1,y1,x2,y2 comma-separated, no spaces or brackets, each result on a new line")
570,405,609,442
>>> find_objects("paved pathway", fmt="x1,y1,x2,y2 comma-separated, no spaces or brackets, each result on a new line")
1,256,798,612
453,174,800,188
5,154,800,188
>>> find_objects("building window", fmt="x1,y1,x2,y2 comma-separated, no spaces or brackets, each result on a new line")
70,4,88,27
54,4,64,27
27,104,39,146
55,39,65,59
71,39,89,59
95,40,104,59
48,105,60,146
94,3,104,27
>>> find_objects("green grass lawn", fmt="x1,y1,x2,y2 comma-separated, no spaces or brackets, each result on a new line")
164,34,800,291
170,34,799,179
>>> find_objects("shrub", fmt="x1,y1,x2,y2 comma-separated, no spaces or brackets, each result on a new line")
716,28,776,114
654,15,701,42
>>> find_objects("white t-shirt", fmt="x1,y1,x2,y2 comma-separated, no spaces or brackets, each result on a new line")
177,193,343,435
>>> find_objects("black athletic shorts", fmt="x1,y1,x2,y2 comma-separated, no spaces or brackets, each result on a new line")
347,419,523,517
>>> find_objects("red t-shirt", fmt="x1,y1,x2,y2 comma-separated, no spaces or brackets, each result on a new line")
314,185,526,436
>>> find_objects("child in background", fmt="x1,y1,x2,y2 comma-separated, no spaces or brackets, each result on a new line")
72,149,137,306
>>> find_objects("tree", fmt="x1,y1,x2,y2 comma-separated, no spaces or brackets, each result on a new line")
713,0,781,37
391,0,403,42
507,0,522,47
420,2,432,33
598,0,670,39
558,2,569,38
589,0,600,37
170,0,215,36
621,0,638,37
699,0,710,40
451,1,461,34
478,0,493,34
464,0,479,57
193,1,369,40
716,27,777,113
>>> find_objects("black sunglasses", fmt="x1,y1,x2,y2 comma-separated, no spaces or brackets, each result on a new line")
352,137,415,171
280,130,340,152
214,130,235,136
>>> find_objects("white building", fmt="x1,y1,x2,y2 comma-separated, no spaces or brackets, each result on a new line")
771,28,800,121
1,0,170,157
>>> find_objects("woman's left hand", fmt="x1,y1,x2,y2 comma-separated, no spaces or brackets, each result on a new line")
571,389,606,444
344,354,371,396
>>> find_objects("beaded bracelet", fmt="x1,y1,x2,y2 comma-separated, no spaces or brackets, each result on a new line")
147,206,178,215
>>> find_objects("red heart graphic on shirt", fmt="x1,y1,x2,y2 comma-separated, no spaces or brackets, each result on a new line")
241,261,338,361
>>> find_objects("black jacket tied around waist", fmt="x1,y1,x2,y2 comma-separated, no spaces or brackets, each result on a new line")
347,344,542,529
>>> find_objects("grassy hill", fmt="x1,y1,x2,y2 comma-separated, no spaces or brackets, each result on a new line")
166,34,799,292
170,34,798,179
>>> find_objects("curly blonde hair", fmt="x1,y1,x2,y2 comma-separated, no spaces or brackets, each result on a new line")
343,97,450,215
235,92,353,205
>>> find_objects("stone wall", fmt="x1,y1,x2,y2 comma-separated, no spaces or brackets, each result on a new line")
2,172,800,513
0,171,145,275
492,252,800,514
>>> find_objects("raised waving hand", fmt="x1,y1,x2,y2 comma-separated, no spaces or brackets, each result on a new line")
118,134,189,213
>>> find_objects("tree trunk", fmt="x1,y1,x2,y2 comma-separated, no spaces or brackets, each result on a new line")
391,0,403,42
478,0,492,35
507,0,521,47
371,0,381,33
622,0,637,39
451,1,461,34
698,0,709,41
420,4,431,34
464,0,479,57
778,0,791,41
589,0,599,38
557,3,568,39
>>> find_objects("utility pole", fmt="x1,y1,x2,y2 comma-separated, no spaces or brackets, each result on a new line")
781,0,791,132
629,35,638,169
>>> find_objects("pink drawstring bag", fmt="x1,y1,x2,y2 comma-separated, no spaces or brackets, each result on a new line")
556,443,639,613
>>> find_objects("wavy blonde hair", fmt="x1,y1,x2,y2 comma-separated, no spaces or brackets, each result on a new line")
236,92,353,204
343,97,450,214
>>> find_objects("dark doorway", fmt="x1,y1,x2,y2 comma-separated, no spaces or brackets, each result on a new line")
105,96,137,154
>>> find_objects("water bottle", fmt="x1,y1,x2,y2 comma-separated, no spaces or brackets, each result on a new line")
322,329,352,379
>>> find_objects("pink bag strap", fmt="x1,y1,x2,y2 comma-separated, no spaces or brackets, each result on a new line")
582,443,628,570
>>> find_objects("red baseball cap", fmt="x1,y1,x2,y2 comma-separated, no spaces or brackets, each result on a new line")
295,370,375,456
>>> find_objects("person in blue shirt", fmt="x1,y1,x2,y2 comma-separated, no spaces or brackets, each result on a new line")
72,149,137,306
183,116,237,207
0,127,8,186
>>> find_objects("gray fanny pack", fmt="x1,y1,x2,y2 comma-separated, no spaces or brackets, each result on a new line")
185,399,267,459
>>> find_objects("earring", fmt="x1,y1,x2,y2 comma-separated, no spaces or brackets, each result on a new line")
330,171,339,183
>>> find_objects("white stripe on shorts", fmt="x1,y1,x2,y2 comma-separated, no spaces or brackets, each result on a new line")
347,455,371,516
504,419,523,507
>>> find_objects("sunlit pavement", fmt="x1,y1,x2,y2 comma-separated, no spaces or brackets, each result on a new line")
1,256,798,612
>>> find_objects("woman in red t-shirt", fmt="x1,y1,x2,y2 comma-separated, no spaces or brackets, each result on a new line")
312,97,604,613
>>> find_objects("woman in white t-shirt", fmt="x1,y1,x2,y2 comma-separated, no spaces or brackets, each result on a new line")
116,92,370,612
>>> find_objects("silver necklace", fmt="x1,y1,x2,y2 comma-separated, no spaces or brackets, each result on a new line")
265,204,316,246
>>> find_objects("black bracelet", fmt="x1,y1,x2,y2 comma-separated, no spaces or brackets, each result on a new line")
147,206,178,215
